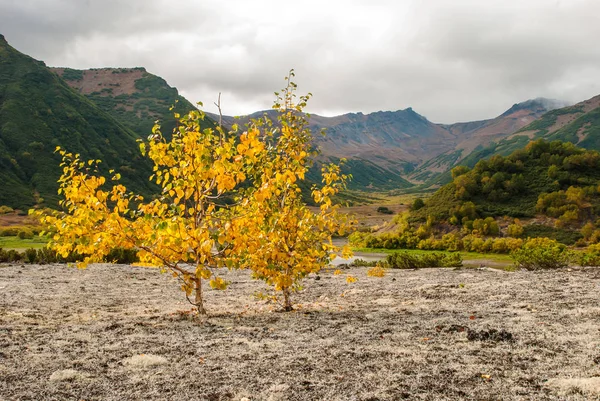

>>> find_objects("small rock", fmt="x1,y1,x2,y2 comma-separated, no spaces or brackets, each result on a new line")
467,328,513,342
49,369,82,382
122,354,168,368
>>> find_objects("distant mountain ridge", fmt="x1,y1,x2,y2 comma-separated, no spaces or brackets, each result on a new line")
207,97,567,189
3,33,597,210
410,97,572,183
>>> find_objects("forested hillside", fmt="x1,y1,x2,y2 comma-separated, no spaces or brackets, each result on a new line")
352,140,600,249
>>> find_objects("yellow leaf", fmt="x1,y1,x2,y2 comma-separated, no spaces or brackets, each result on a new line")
367,266,385,277
209,277,229,290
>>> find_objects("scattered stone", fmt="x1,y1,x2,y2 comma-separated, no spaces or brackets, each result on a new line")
546,377,600,396
435,324,467,333
122,354,168,368
467,328,513,342
49,369,83,382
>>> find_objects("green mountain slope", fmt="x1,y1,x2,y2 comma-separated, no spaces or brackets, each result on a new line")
0,34,156,208
51,67,214,138
351,140,600,249
307,156,414,191
546,106,600,149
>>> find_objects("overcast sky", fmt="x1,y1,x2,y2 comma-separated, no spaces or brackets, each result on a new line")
1,0,599,123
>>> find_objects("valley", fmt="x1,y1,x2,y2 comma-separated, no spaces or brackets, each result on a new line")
3,32,600,210
2,24,600,400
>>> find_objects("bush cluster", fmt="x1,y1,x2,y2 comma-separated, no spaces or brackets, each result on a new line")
349,258,379,267
577,243,600,267
0,205,14,214
383,251,462,269
416,139,600,223
0,225,42,237
510,238,571,270
0,247,139,265
350,230,524,255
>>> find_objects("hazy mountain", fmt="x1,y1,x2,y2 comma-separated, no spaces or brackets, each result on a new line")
0,35,585,206
440,94,600,187
409,98,571,184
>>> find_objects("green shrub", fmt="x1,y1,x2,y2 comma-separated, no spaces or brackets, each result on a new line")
6,249,22,262
0,247,139,265
24,248,37,263
349,258,379,267
376,206,393,215
348,231,370,247
385,251,462,269
578,243,600,266
105,248,139,264
522,224,582,245
36,247,58,264
17,229,34,239
0,205,14,214
510,237,572,270
411,198,425,211
506,220,524,238
0,227,19,236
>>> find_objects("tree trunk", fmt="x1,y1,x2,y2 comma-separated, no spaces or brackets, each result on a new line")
194,278,206,315
282,287,293,312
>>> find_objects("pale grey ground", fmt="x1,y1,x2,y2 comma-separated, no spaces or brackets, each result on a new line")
1,263,599,400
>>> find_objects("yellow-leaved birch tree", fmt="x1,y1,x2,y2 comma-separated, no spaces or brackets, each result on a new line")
39,71,353,315
40,110,263,315
235,71,354,310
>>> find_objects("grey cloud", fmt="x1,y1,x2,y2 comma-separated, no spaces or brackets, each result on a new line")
1,0,599,122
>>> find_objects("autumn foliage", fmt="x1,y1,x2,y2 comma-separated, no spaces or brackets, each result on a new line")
38,71,353,314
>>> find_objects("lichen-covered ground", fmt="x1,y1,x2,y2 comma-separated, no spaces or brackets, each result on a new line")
1,263,599,400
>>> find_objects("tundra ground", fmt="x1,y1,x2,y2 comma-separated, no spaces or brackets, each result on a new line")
1,263,599,400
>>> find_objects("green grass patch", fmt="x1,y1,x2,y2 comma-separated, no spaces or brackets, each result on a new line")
352,247,513,263
0,235,48,251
